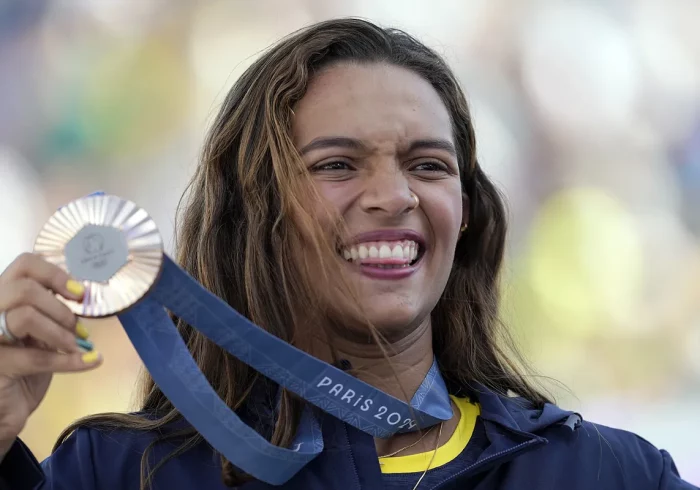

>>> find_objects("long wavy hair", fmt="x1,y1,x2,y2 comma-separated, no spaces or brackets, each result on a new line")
55,18,551,489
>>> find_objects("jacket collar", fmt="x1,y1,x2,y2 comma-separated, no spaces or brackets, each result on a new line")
420,383,584,488
466,382,582,435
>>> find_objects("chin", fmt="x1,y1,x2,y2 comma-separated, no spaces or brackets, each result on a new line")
354,299,426,338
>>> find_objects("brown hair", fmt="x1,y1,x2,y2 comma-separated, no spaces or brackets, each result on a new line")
55,18,552,489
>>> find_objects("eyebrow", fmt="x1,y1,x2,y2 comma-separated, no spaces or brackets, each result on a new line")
299,137,368,155
406,138,457,156
298,136,457,156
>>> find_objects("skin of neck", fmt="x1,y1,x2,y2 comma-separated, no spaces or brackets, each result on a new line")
311,317,461,457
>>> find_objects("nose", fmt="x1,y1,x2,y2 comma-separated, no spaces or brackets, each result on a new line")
358,166,416,217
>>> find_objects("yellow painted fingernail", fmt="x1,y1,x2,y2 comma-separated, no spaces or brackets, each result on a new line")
75,322,89,340
67,280,85,296
81,351,101,364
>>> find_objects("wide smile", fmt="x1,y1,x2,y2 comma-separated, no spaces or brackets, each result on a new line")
338,235,426,280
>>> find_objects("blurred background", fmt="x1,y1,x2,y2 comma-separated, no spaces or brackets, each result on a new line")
1,0,698,482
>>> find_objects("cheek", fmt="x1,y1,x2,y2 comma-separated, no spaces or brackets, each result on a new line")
426,190,463,250
310,181,356,225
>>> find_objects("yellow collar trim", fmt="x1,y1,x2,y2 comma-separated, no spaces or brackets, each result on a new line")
378,395,480,474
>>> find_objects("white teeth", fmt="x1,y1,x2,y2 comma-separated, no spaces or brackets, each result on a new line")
340,240,421,263
358,245,368,259
379,245,391,258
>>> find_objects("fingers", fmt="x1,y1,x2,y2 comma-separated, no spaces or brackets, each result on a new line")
0,344,102,376
2,279,78,333
0,253,84,303
3,306,80,354
0,252,102,377
0,254,86,348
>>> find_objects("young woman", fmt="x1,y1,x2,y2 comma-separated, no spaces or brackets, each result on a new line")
0,18,695,490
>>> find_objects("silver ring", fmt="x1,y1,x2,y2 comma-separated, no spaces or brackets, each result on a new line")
0,310,17,343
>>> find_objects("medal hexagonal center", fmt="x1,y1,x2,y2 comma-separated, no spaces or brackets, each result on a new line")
65,224,129,282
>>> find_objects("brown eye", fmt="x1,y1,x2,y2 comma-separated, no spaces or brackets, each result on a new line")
411,161,449,172
317,161,350,170
311,160,355,172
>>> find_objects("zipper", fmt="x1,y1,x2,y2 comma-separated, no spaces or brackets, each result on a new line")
430,438,545,489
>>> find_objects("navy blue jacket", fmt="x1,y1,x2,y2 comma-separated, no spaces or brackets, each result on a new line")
1,386,696,489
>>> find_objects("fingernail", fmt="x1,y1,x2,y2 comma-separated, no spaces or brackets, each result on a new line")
76,338,94,352
75,322,89,340
66,280,85,296
81,351,101,364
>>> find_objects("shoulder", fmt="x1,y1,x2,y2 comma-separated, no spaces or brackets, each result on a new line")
542,420,662,467
42,416,225,490
471,387,696,489
525,419,694,489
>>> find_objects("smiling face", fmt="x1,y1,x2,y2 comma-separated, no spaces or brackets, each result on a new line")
292,62,465,339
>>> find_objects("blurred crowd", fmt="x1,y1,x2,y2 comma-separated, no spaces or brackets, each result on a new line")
0,0,698,482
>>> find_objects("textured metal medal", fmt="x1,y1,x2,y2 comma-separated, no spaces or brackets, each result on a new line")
33,194,163,317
